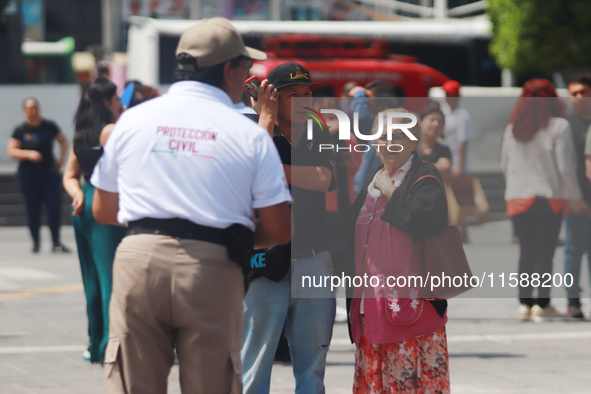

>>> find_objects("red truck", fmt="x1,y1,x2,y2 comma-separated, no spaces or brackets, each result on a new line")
249,35,449,111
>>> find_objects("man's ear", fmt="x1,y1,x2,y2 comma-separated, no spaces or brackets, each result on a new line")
223,62,232,79
222,62,234,88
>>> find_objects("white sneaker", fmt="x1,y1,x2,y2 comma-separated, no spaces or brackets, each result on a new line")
531,304,566,322
518,304,532,321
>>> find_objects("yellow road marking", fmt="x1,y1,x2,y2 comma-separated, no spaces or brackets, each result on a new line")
0,283,83,300
0,260,77,265
0,345,87,354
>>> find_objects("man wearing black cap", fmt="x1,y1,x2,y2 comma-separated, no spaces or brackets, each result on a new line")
242,62,336,394
91,18,291,394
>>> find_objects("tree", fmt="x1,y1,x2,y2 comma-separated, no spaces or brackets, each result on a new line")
487,0,591,75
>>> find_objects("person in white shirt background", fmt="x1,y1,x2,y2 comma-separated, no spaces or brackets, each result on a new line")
501,78,589,322
442,80,474,178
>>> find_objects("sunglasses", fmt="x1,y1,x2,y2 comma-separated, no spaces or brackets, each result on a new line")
242,58,254,70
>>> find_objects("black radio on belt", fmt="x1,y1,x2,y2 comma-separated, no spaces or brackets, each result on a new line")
127,218,254,277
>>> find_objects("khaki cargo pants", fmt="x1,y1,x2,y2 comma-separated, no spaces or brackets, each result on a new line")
105,234,244,394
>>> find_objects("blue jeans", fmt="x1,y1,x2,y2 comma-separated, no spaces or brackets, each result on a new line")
563,213,591,299
242,255,336,394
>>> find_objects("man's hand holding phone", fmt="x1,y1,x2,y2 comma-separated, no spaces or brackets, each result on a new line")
244,75,261,100
254,79,278,116
246,77,278,136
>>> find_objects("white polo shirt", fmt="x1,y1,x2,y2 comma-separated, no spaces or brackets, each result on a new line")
233,102,257,115
443,106,474,172
90,81,291,230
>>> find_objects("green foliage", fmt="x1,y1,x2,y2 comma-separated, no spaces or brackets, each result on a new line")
487,0,591,75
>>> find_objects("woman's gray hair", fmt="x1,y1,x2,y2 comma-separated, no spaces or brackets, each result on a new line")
371,107,422,147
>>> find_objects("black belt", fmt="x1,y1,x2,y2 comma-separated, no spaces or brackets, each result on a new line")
127,218,227,246
127,218,256,292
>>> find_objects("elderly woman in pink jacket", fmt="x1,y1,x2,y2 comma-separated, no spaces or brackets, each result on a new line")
333,108,450,393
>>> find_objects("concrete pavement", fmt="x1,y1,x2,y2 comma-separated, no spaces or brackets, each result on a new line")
1,221,591,393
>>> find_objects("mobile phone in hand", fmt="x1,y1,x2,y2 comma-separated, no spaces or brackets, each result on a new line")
244,75,262,100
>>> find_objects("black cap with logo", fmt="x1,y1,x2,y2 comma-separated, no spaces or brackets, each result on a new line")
267,62,324,90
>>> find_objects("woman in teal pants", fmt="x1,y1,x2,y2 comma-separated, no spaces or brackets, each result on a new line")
63,77,125,363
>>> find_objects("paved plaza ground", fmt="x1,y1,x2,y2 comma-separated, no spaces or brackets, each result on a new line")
1,220,591,393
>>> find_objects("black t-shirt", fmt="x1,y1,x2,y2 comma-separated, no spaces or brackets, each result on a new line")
273,128,291,166
244,114,336,259
291,126,336,259
245,114,293,281
420,141,452,165
244,114,291,165
11,119,60,169
245,114,291,282
567,112,591,203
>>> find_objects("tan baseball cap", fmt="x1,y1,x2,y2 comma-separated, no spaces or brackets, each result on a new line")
176,17,267,69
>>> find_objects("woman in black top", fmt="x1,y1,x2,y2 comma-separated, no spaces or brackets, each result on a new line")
418,107,452,180
62,77,125,363
7,98,70,253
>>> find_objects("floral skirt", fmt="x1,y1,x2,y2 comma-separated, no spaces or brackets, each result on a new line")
353,317,450,394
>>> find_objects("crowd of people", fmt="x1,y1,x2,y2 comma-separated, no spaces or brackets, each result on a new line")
5,16,591,394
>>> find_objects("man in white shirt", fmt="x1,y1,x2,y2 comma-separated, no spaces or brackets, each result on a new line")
91,18,291,394
442,80,474,178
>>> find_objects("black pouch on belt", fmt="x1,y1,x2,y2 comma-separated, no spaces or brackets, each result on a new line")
224,223,255,277
249,243,291,283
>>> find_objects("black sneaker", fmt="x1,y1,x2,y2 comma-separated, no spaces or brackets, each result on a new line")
568,299,584,319
52,243,71,253
31,242,40,253
567,305,584,319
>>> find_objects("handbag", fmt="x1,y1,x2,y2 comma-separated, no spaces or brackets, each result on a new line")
409,174,473,299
